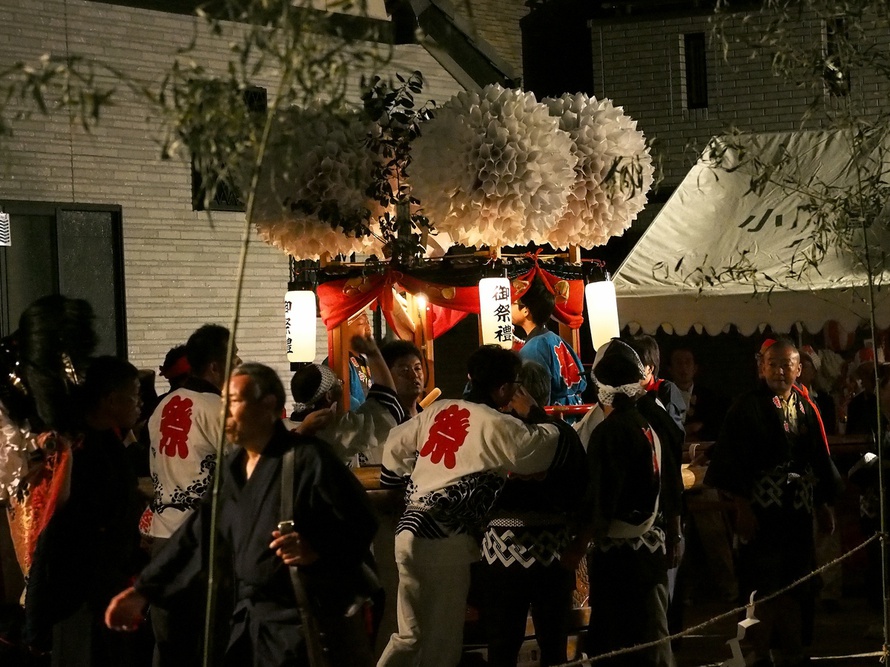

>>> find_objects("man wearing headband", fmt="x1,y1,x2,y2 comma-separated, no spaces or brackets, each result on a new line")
288,333,403,465
705,337,840,667
565,338,683,667
144,323,239,667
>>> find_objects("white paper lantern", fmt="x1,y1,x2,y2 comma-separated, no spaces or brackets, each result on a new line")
478,277,513,349
284,289,317,362
585,280,620,351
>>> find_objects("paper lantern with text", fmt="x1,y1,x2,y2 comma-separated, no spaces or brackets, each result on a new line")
284,288,317,362
478,277,513,349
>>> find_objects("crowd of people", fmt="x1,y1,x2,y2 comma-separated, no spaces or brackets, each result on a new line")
0,286,885,667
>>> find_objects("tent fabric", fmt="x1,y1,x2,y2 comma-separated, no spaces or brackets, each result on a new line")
614,130,890,336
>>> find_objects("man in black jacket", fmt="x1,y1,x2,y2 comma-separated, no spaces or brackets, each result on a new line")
705,338,840,667
106,363,378,667
565,339,683,667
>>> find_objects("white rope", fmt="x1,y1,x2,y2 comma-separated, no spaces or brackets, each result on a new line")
555,533,881,666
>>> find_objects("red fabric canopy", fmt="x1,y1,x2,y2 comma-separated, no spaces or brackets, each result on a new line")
317,259,585,339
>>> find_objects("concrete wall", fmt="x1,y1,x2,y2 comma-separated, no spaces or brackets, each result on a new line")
0,0,464,390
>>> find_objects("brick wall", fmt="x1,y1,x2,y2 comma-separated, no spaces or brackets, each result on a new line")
0,0,464,393
449,0,529,79
590,9,890,186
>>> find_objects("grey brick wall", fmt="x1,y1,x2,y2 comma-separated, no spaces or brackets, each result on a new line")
0,0,464,392
591,10,890,186
449,0,529,79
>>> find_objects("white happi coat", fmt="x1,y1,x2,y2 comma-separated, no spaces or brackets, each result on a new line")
381,399,563,538
147,383,227,538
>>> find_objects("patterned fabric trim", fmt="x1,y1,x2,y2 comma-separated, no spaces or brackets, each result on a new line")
487,511,567,528
395,471,505,538
150,453,216,514
860,488,879,520
751,467,816,513
481,525,571,568
596,526,666,555
367,384,406,424
380,465,408,489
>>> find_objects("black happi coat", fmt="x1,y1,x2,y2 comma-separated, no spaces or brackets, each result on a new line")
705,383,840,595
582,398,683,667
583,399,683,558
135,421,378,667
25,427,144,655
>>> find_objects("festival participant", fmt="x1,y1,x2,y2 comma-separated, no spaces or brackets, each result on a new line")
851,363,890,620
343,311,374,410
377,345,574,667
564,339,682,667
705,337,840,667
106,363,379,667
35,356,145,666
380,340,426,418
157,345,190,395
846,347,879,437
144,324,238,667
511,278,587,408
288,334,403,465
666,346,737,608
667,346,728,442
480,360,587,667
628,335,685,437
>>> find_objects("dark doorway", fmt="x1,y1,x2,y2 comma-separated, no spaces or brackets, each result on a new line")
0,201,127,357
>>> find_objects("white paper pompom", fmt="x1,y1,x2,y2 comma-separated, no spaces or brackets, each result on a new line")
543,93,654,249
410,85,577,249
248,105,383,259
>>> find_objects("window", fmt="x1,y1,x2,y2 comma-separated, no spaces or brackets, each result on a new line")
825,17,850,97
191,85,268,212
0,202,127,356
682,32,708,110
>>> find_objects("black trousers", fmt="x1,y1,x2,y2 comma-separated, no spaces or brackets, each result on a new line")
149,537,204,667
587,548,673,667
481,562,575,667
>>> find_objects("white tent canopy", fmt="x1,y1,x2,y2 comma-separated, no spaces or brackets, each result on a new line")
613,130,890,336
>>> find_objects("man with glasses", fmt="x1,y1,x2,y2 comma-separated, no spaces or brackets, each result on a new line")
381,341,426,418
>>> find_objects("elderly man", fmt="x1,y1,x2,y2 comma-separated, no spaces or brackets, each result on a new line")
106,363,378,667
705,338,840,667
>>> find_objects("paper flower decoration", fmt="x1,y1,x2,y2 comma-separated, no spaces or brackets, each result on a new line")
410,85,577,249
248,105,383,260
544,93,654,249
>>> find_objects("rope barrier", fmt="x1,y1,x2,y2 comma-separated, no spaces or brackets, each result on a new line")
555,533,881,666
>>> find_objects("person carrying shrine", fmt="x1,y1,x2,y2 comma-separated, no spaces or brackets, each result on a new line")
377,345,575,667
288,332,404,465
705,337,841,667
480,360,588,667
511,278,587,408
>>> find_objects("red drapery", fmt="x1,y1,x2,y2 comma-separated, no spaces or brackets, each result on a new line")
317,259,585,339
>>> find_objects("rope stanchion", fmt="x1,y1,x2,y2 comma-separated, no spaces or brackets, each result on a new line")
553,533,880,666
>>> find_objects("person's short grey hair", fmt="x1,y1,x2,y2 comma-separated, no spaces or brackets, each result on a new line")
518,360,551,407
232,362,285,413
